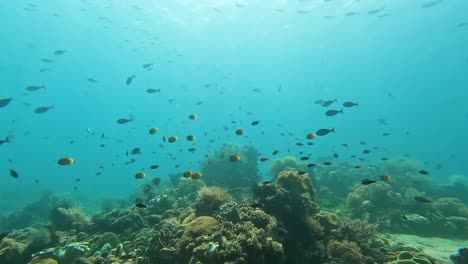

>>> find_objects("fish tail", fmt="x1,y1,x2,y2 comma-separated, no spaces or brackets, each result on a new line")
331,128,335,133
340,109,344,114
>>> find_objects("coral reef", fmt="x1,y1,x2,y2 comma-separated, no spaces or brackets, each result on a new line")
193,186,233,216
50,207,89,231
276,169,314,197
200,144,260,188
327,239,364,264
269,156,310,179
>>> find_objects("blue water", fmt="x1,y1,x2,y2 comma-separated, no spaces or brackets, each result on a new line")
1,0,467,213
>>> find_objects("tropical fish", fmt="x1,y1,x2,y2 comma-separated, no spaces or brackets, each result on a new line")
235,129,244,135
272,150,279,155
323,161,333,165
0,98,13,108
0,136,11,145
306,133,316,139
34,106,54,114
362,149,371,154
183,171,193,178
322,99,337,107
418,170,430,175
135,202,147,208
25,85,45,92
191,172,202,180
168,136,177,143
116,117,133,124
188,114,197,120
186,135,195,141
58,157,74,166
126,74,136,85
229,154,241,162
259,157,269,162
361,179,376,185
300,157,309,161
380,175,391,183
149,128,158,135
146,88,160,93
325,109,343,116
421,0,442,8
251,120,260,126
316,128,335,136
307,163,316,168
150,165,159,169
343,102,358,107
414,196,431,203
53,50,67,55
131,148,141,155
368,8,384,15
9,169,18,178
135,172,145,179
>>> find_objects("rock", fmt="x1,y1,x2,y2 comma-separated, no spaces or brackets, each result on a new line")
0,238,28,264
405,214,430,225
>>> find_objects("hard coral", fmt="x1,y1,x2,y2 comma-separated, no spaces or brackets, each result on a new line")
269,156,308,178
327,239,364,264
180,216,220,246
193,186,232,216
276,169,314,197
50,207,89,231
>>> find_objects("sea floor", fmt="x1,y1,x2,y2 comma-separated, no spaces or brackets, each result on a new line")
387,234,468,263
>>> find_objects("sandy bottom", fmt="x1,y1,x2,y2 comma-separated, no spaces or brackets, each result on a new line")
387,234,467,263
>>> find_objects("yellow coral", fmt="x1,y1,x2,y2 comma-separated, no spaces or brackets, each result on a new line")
275,169,314,196
194,186,232,216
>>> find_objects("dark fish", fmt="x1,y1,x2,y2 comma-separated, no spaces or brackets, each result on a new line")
87,78,98,83
342,102,358,107
368,8,384,15
382,132,391,136
126,74,136,85
322,99,337,107
345,11,360,16
250,203,263,209
251,88,262,93
401,214,408,220
316,128,335,136
25,85,45,91
421,0,442,8
362,149,371,154
314,99,324,105
0,136,11,145
150,165,159,169
272,150,279,155
333,153,339,158
53,50,67,55
146,88,161,93
262,180,273,185
188,148,196,152
377,13,392,18
306,163,316,168
457,22,468,28
325,109,343,116
260,157,269,162
41,58,54,63
152,177,161,186
361,179,376,185
414,196,431,203
142,63,153,69
418,170,430,175
0,98,13,108
117,117,133,124
131,147,141,155
135,202,147,208
323,161,333,165
34,106,54,114
0,230,10,241
251,120,260,126
298,171,307,175
300,157,309,161
9,169,18,178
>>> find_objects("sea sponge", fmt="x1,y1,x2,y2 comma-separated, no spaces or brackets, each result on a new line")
275,169,314,196
193,186,232,216
327,239,364,264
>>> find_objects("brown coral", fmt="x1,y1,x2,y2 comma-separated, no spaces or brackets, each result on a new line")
276,170,314,196
327,239,364,264
193,186,232,216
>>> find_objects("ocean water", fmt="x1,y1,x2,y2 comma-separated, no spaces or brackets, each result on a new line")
0,0,467,219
